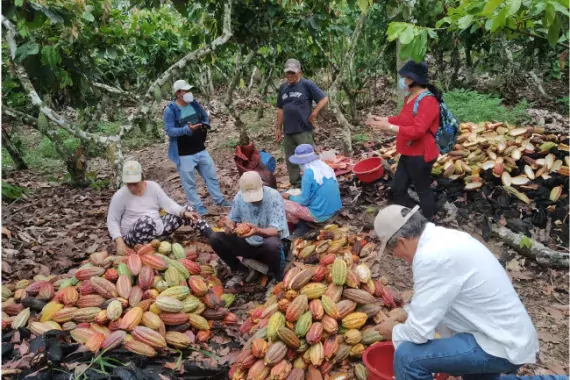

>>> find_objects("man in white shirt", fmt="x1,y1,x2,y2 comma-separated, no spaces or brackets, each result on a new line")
373,205,543,379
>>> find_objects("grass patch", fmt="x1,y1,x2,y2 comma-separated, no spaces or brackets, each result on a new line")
353,133,372,143
444,89,529,124
223,136,239,149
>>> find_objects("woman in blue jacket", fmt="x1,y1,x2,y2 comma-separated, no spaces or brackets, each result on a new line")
281,144,342,230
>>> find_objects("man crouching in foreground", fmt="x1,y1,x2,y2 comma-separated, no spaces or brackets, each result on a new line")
372,205,561,380
209,172,290,285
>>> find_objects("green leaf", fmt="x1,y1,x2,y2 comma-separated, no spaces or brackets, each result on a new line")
530,1,547,16
239,78,245,89
548,15,561,46
15,0,23,6
399,25,415,44
436,17,452,28
358,0,369,13
15,41,40,62
82,11,95,22
41,45,62,67
491,7,508,31
505,0,522,16
544,3,556,25
481,0,502,16
106,47,117,59
550,1,570,17
427,29,438,39
519,235,533,250
387,22,409,41
457,15,474,29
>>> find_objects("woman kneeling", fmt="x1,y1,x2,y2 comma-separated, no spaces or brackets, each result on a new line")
282,144,342,233
107,160,210,255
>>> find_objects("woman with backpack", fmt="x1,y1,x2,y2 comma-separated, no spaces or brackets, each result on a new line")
366,60,443,220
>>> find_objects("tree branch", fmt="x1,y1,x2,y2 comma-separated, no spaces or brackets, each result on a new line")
328,12,367,155
92,82,132,97
506,27,570,49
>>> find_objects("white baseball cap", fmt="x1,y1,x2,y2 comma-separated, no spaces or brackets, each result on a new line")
374,205,420,258
284,58,301,73
239,171,263,203
173,80,193,93
122,160,142,183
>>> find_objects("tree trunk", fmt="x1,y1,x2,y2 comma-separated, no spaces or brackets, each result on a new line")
395,40,407,102
465,45,473,67
257,67,273,120
2,127,28,170
493,225,569,269
327,12,367,155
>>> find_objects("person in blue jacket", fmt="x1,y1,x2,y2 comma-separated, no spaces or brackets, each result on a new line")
163,80,231,215
281,144,342,234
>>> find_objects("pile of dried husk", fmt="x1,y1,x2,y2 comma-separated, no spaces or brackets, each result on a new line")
1,240,240,358
350,122,569,244
229,224,406,380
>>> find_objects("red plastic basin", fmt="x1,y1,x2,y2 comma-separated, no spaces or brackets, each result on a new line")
363,342,449,380
353,157,384,183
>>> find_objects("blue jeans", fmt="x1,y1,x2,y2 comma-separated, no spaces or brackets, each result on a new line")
394,333,568,380
177,151,225,209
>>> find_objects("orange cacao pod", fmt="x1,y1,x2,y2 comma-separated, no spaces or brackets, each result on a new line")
90,277,117,299
70,327,95,344
53,307,78,323
307,365,323,380
309,300,324,321
282,267,300,289
104,268,119,282
76,294,105,308
160,312,189,326
124,340,156,357
251,338,268,358
336,300,356,319
277,327,300,349
319,360,333,375
179,259,201,275
120,306,143,330
136,244,154,256
202,290,220,309
138,266,155,290
129,286,143,307
324,284,343,303
85,332,105,353
132,325,167,348
269,360,292,380
288,268,315,291
140,254,168,271
342,289,375,305
74,267,105,281
224,312,239,325
165,331,192,348
323,335,339,360
319,254,336,267
341,312,367,329
37,282,55,301
277,299,290,313
312,266,327,282
78,281,95,296
321,315,338,334
93,310,108,325
265,341,288,366
116,275,132,299
188,276,208,297
236,349,256,370
247,359,269,380
61,287,79,307
345,271,360,289
127,254,142,276
285,294,307,322
305,322,323,345
101,330,126,350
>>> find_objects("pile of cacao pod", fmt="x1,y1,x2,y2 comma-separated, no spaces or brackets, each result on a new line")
1,240,239,357
379,122,569,203
229,224,406,380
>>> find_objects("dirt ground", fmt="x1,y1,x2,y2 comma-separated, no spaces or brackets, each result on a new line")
2,98,568,375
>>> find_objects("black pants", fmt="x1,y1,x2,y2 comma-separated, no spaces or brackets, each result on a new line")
391,155,436,219
208,232,282,276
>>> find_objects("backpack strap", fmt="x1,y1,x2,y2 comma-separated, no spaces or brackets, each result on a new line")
412,91,437,138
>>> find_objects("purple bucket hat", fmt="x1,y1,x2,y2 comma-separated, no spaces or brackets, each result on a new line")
288,144,318,165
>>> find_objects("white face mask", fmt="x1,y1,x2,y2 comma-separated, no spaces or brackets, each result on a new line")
182,92,194,103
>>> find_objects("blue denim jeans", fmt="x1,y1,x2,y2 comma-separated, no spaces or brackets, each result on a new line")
177,151,225,209
394,333,568,380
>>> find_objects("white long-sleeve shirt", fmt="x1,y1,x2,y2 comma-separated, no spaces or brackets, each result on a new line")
106,181,184,240
392,223,539,365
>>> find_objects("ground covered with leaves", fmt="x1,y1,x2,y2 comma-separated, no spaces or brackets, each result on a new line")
2,100,569,376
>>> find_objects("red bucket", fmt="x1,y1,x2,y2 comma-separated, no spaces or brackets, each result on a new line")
353,157,384,183
363,342,449,380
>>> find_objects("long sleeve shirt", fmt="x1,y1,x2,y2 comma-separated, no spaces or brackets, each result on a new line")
289,169,342,222
392,223,539,366
107,181,184,240
163,100,210,166
388,93,440,162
